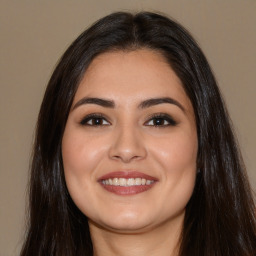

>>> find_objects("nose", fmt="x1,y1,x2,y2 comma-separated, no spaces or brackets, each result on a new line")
108,125,147,163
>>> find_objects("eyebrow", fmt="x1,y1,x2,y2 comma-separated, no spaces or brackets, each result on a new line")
72,97,185,112
72,97,115,110
138,97,185,111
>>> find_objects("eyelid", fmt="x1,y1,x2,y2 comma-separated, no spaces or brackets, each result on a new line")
80,113,111,126
79,112,177,127
144,113,177,127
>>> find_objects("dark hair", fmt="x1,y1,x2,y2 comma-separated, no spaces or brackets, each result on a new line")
20,11,256,256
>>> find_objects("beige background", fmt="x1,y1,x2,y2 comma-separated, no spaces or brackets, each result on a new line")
0,1,255,255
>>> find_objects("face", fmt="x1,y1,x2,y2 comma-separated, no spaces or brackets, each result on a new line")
62,49,198,233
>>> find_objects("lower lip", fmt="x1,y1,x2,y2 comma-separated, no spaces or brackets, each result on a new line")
100,183,155,195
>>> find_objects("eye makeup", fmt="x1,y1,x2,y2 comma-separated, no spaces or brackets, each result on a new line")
79,112,177,128
79,113,111,126
144,113,177,127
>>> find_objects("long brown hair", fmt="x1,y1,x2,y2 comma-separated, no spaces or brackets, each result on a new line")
20,12,256,256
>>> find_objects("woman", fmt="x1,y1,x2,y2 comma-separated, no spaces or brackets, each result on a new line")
20,12,256,256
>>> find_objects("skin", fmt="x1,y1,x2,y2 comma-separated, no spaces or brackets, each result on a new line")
62,49,198,256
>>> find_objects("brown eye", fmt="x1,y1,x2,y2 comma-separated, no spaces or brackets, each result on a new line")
80,114,110,126
148,118,169,126
145,114,177,127
88,118,109,126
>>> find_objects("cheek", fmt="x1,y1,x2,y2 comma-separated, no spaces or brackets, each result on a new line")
163,133,197,195
62,129,107,175
152,130,198,172
61,130,104,215
62,133,89,199
149,131,197,211
61,128,104,195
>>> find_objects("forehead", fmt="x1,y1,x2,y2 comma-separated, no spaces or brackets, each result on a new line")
73,49,192,111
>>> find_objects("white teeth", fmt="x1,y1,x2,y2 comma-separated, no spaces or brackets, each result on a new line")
101,177,154,186
113,178,119,185
119,178,126,186
135,178,141,185
146,180,151,185
127,178,135,186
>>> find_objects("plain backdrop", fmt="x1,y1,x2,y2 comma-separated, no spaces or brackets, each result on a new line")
0,1,255,255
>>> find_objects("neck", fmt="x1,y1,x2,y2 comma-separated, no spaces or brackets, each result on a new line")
89,215,183,256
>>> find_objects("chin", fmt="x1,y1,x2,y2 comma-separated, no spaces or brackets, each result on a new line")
90,211,155,233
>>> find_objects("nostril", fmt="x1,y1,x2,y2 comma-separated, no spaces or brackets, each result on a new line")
111,153,143,163
108,129,147,163
109,145,147,163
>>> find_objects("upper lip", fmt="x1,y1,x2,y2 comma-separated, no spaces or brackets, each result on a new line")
98,171,158,181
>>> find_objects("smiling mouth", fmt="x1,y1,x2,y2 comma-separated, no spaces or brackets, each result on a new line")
101,177,155,186
98,171,157,195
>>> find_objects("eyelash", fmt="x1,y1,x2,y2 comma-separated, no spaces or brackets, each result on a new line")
80,113,110,126
144,113,177,127
80,113,177,127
